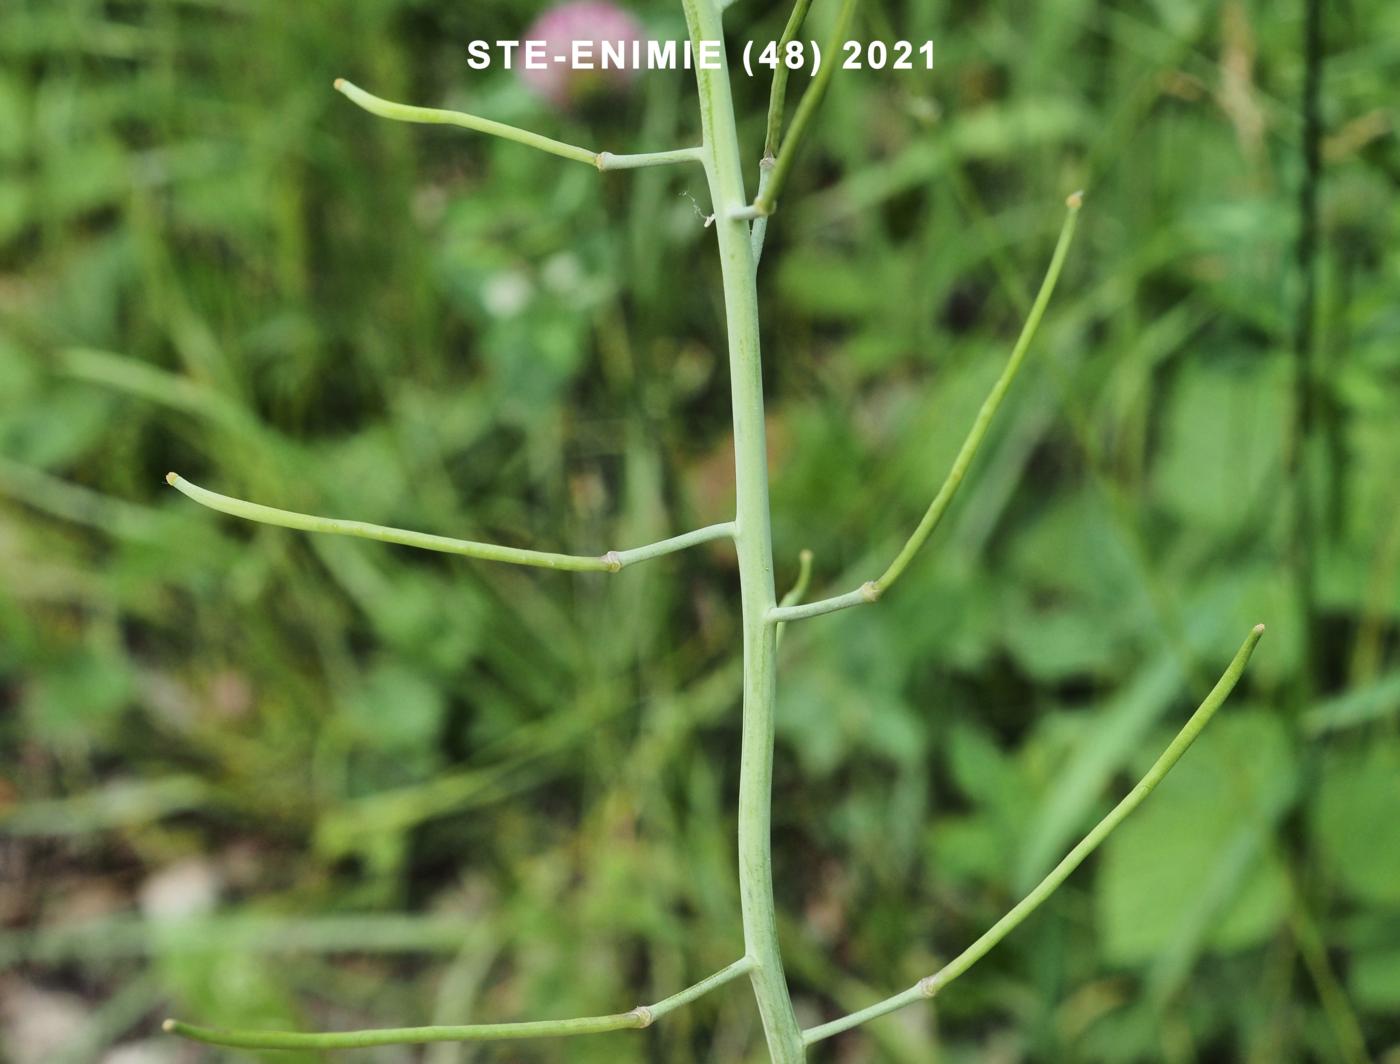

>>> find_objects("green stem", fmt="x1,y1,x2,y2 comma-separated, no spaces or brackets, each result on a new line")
611,523,737,567
166,473,733,572
751,157,775,266
769,585,873,624
752,0,861,216
763,0,815,158
776,548,815,647
164,1014,643,1050
597,147,707,171
802,625,1265,1046
334,80,702,171
873,192,1081,593
647,956,756,1021
683,0,805,1060
163,957,754,1051
768,193,1083,625
778,550,815,609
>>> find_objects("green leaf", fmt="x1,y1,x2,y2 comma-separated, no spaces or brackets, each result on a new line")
344,661,446,755
1003,600,1122,682
945,721,1020,810
777,621,925,777
1311,739,1400,906
776,249,888,323
928,813,1008,885
0,73,25,162
1152,359,1287,534
1002,489,1137,681
1351,948,1400,1014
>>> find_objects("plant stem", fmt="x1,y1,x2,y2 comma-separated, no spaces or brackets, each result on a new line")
334,80,703,172
776,548,815,647
763,0,815,158
335,79,598,165
596,147,706,170
646,956,756,1022
769,193,1082,626
163,957,754,1051
165,473,733,572
872,193,1081,594
753,0,862,216
802,625,1265,1046
751,157,775,265
163,1014,646,1050
769,584,875,624
1289,0,1324,706
778,549,815,609
683,0,805,1060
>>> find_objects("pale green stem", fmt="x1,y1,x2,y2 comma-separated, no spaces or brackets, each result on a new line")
754,0,811,261
768,193,1083,626
164,1014,640,1050
751,0,861,217
164,958,753,1051
778,550,815,609
768,584,874,624
597,147,707,171
763,0,816,159
775,548,814,647
683,0,805,1059
334,80,702,171
611,523,738,567
751,157,776,266
646,956,756,1021
801,625,1265,1046
873,193,1081,593
166,473,733,573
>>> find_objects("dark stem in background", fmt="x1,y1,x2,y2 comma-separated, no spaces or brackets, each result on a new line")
1279,10,1370,1060
1290,0,1323,704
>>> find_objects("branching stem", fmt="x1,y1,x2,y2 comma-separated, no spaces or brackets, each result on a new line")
752,0,862,216
161,6,1265,1060
597,147,706,170
801,625,1265,1046
873,193,1081,593
648,956,757,1019
683,0,805,1058
166,473,733,573
763,0,815,159
164,957,754,1050
778,550,815,609
769,193,1083,626
750,0,814,264
334,80,702,171
775,548,814,647
768,583,876,624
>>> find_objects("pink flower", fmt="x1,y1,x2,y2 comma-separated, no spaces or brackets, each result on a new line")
519,2,647,109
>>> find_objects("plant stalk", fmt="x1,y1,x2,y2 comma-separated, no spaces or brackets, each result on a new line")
802,625,1265,1045
682,0,804,1060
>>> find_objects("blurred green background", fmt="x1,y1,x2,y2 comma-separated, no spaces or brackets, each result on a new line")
2,0,1398,1060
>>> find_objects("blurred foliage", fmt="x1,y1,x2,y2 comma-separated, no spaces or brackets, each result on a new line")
1,0,1399,1061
